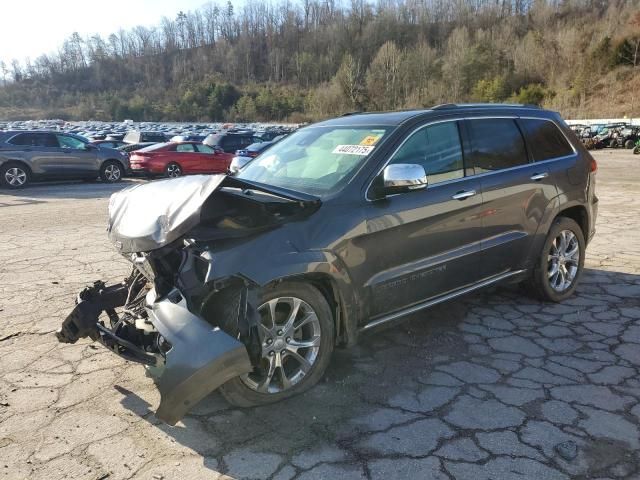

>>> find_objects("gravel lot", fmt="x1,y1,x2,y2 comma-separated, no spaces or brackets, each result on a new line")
1,149,639,480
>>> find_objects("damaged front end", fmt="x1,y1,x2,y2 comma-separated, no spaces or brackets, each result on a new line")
57,263,257,425
57,175,319,424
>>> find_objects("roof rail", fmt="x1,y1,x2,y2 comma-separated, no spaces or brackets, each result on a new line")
431,103,457,110
341,111,362,117
432,103,542,110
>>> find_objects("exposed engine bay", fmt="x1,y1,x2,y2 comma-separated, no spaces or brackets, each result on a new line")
57,174,320,424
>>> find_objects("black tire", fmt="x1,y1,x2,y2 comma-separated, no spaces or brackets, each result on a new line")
528,217,585,302
0,161,31,189
165,162,182,178
99,160,123,183
609,139,617,149
220,282,335,407
624,139,635,149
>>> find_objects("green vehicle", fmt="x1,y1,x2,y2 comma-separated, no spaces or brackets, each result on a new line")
633,138,640,154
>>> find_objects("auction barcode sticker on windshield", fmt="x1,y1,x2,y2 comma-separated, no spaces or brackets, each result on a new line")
332,144,375,155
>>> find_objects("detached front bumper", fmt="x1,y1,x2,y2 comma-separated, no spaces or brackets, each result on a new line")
57,283,252,425
148,290,252,424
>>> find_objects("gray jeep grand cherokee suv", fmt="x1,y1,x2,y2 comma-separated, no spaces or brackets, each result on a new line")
0,130,130,188
57,104,598,424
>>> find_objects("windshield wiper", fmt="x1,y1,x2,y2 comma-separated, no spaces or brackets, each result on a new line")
222,176,321,205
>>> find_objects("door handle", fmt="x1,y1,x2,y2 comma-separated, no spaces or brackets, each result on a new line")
452,190,477,200
530,172,549,181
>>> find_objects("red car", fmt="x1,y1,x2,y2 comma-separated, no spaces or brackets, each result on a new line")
128,142,233,178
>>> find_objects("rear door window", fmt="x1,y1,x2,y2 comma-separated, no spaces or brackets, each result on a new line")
57,135,86,149
176,143,196,152
33,133,59,148
466,119,528,173
519,119,574,161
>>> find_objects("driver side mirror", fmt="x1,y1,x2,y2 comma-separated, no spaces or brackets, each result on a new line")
372,163,428,198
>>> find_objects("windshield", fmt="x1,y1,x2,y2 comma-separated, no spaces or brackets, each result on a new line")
236,125,391,196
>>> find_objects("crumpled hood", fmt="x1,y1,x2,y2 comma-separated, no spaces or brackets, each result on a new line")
108,175,226,253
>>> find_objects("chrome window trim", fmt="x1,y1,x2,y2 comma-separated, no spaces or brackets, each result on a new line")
365,115,578,202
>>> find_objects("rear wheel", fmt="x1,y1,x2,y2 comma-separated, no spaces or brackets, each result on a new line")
0,162,30,189
624,139,635,149
528,217,585,302
100,161,123,183
220,282,335,407
165,162,182,178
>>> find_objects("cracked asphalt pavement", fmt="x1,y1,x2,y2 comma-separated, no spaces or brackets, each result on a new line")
1,149,639,480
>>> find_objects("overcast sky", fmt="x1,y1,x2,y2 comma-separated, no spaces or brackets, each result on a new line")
0,0,208,67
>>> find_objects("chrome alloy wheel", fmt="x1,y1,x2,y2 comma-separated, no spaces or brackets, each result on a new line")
104,163,121,181
240,297,321,394
547,229,580,292
4,167,27,186
166,164,181,178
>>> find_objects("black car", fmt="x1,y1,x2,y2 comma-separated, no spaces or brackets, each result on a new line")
117,142,157,153
57,104,598,424
612,126,640,149
203,131,256,153
253,130,286,142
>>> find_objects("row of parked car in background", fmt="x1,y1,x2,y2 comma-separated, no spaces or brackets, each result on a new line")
569,122,640,153
0,120,295,188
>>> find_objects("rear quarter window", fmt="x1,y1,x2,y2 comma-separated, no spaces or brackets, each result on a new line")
519,119,574,161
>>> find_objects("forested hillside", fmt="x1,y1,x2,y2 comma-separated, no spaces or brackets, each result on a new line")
1,0,639,121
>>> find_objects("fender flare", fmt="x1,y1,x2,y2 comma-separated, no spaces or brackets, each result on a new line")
239,249,361,346
527,195,588,269
102,158,128,171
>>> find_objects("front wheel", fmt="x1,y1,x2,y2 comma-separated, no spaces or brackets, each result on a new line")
100,161,123,183
220,282,335,407
528,217,585,302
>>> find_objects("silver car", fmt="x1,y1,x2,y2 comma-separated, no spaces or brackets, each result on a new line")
0,131,130,188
